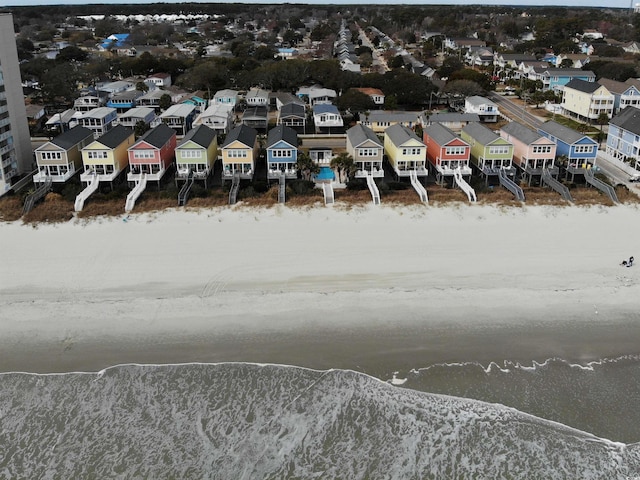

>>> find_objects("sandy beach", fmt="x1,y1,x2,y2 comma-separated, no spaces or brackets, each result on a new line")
1,203,639,376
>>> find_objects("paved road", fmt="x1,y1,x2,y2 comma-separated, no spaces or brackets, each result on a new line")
487,92,543,128
595,151,640,190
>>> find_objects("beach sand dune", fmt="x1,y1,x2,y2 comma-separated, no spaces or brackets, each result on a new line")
1,204,639,374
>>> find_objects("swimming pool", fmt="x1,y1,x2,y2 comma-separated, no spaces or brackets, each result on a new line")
316,166,335,181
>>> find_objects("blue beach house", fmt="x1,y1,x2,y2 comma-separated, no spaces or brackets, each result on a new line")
538,120,598,181
266,125,298,179
606,106,640,171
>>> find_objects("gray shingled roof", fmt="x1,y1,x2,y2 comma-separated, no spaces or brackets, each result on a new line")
94,125,134,149
461,122,500,145
424,122,460,146
52,125,93,149
179,124,216,149
347,124,382,148
538,120,587,144
368,110,420,123
137,123,175,148
597,78,628,95
564,79,601,94
280,103,305,118
267,125,298,149
428,112,480,123
501,121,546,145
221,124,257,148
385,123,423,147
609,106,640,135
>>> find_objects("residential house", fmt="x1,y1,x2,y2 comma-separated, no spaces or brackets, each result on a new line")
158,104,196,136
554,53,591,69
597,78,640,114
359,110,421,134
97,80,135,96
116,107,156,130
421,112,480,133
44,108,76,135
464,96,500,123
175,124,217,184
273,92,305,111
461,122,515,178
99,33,130,52
127,123,177,182
245,87,270,107
193,104,234,134
297,85,337,106
346,124,384,178
444,37,486,50
181,93,208,114
220,124,259,179
465,46,494,67
80,124,135,184
33,125,94,183
277,102,306,132
605,106,640,167
277,48,298,59
353,87,385,106
561,79,614,122
241,106,268,131
73,89,108,112
500,121,558,185
213,89,239,108
312,104,343,133
423,122,471,184
106,90,143,113
538,120,598,179
137,89,169,111
529,68,596,93
494,53,537,71
266,125,298,179
383,123,427,178
77,107,118,139
145,72,172,89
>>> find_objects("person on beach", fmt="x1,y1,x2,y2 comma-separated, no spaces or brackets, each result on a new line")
621,256,634,267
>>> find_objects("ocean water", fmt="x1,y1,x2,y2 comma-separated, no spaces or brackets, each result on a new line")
1,363,639,479
397,355,640,444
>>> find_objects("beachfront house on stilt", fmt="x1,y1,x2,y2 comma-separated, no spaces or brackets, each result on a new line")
175,124,218,192
33,125,94,184
75,125,135,211
423,122,475,201
423,123,472,183
383,123,428,179
220,124,258,181
500,121,558,186
346,124,383,205
266,125,298,180
461,121,516,179
384,123,428,203
538,120,598,182
125,123,176,212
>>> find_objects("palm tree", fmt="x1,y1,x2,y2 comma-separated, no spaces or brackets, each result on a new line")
596,112,609,147
330,152,356,183
295,151,319,181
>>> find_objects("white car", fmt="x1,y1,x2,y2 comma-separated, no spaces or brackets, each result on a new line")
629,174,640,183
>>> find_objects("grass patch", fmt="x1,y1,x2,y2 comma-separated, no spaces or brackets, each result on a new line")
0,195,23,221
22,193,74,224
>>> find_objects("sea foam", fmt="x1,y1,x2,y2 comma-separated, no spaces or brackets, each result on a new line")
0,363,638,479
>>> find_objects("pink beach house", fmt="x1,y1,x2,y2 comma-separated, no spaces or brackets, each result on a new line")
127,123,176,183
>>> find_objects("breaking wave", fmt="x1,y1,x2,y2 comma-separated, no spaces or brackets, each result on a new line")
1,363,639,479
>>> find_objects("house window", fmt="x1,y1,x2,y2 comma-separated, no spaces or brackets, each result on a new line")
87,151,108,159
402,148,422,155
227,149,248,158
271,149,292,158
181,149,202,159
445,146,466,156
133,150,155,159
358,148,378,157
489,146,510,155
532,145,552,154
574,145,594,154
